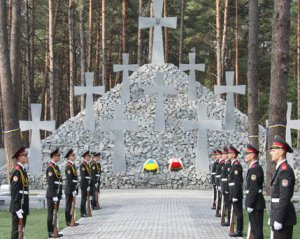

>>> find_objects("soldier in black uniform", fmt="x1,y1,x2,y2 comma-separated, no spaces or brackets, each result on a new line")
46,148,63,238
10,146,29,239
64,149,79,226
80,150,92,217
221,147,231,226
228,146,243,237
210,150,218,209
244,144,265,239
269,135,297,239
91,152,101,209
215,149,224,217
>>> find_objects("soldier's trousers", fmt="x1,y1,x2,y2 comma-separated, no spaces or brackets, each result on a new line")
65,194,73,224
233,200,243,233
213,184,217,203
80,189,87,215
91,187,99,208
216,188,222,213
249,210,264,239
11,213,27,239
47,198,60,234
273,226,293,239
224,193,231,222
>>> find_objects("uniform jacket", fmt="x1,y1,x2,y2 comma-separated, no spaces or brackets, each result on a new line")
65,161,78,195
221,159,231,194
80,161,91,190
270,160,297,227
228,159,243,201
245,161,265,210
46,161,63,199
9,164,29,215
211,160,218,185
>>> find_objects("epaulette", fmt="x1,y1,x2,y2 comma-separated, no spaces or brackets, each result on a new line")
234,161,239,165
66,162,72,166
48,162,54,167
251,163,257,168
15,165,20,170
281,163,287,170
226,160,231,164
220,160,224,164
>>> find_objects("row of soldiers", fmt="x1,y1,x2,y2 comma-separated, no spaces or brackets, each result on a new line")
210,135,297,239
9,146,102,239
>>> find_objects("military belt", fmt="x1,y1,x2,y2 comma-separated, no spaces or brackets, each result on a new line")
96,174,101,177
245,189,262,194
72,180,78,183
19,190,28,195
216,175,221,178
221,178,228,182
211,172,217,175
271,198,280,203
85,176,91,179
54,181,62,185
229,183,235,186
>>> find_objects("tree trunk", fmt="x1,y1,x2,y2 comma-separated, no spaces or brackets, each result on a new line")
68,0,75,117
216,0,221,85
148,0,153,63
79,0,86,111
266,0,291,195
297,0,300,147
94,1,101,86
102,0,108,90
10,0,21,117
221,0,229,83
137,0,143,66
49,0,55,121
0,0,22,174
247,0,259,148
179,0,185,64
163,0,168,63
122,0,127,53
235,0,239,107
87,0,93,71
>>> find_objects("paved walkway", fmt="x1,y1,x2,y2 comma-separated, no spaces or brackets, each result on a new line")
61,190,232,239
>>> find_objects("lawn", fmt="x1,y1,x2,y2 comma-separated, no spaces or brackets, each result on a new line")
241,210,300,238
0,208,80,239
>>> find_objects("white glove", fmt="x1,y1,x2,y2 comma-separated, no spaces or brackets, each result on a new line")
247,207,254,213
87,187,90,192
53,197,58,202
268,218,270,226
232,198,238,203
72,191,77,197
95,183,98,187
274,221,283,231
16,209,23,219
218,186,221,191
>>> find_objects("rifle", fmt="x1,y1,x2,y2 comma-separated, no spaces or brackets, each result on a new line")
229,203,235,234
53,175,62,237
87,177,92,217
220,194,226,225
246,223,254,239
270,228,274,239
215,189,220,216
70,191,77,226
18,188,25,239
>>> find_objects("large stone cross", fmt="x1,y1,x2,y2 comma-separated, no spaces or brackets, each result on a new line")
113,53,138,103
179,53,205,101
139,0,177,64
145,72,177,131
183,103,222,172
286,102,300,165
100,104,138,172
74,72,105,131
19,104,55,176
214,71,246,130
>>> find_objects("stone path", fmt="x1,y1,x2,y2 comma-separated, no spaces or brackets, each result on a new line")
61,189,232,239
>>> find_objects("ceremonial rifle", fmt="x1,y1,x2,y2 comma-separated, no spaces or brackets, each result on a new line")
220,194,226,225
87,166,92,217
229,203,235,234
246,223,254,239
18,187,25,239
53,170,62,237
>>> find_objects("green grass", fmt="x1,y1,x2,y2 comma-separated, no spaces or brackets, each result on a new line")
242,210,300,238
0,209,80,239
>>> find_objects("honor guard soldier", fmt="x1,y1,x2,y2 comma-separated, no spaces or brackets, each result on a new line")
10,146,29,239
269,135,297,239
64,149,79,226
215,149,224,217
221,147,231,226
80,150,92,217
210,150,218,210
46,148,63,238
91,152,101,210
228,145,243,237
244,144,265,239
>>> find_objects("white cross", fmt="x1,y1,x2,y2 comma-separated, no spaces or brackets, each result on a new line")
74,72,105,131
144,72,177,131
19,104,55,176
179,53,205,101
183,103,222,172
286,102,300,165
100,104,138,172
139,0,177,64
113,53,138,103
214,71,246,130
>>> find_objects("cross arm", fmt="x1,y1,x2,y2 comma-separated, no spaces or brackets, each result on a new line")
160,17,177,29
288,120,300,130
139,17,155,29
